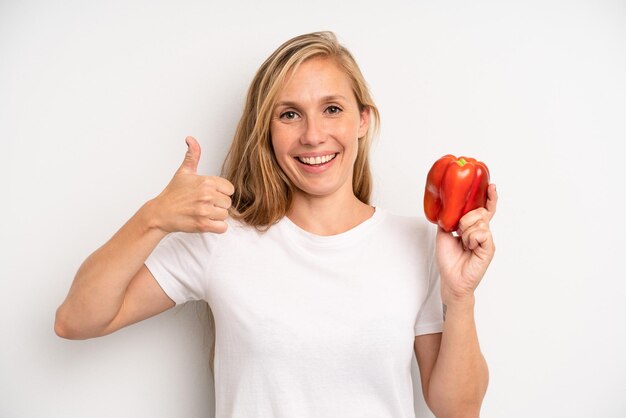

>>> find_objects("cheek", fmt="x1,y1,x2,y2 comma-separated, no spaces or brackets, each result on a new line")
339,123,361,154
270,126,283,154
338,116,363,141
271,123,301,158
270,134,291,172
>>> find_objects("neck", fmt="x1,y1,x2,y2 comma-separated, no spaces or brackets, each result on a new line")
287,192,375,236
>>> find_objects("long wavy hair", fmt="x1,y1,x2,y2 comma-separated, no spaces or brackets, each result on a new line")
208,31,380,374
221,31,380,229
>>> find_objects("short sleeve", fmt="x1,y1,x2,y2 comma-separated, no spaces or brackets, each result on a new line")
144,232,209,305
414,227,444,336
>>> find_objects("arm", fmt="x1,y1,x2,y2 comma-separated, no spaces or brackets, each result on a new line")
54,203,172,339
54,137,234,339
414,184,498,417
414,300,488,418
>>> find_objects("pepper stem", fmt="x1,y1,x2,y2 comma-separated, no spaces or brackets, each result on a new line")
456,158,467,167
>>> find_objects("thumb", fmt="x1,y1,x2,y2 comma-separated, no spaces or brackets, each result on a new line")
177,136,201,174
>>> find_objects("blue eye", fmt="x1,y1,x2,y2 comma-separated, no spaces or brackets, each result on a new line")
281,111,298,120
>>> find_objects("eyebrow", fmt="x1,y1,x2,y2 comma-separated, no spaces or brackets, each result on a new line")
274,95,349,108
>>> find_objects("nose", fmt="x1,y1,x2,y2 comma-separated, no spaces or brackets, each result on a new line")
300,115,326,146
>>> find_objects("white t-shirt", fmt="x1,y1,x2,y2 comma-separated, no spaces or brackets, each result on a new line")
145,207,444,418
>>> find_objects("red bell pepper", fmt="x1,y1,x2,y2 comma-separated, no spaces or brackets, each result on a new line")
423,154,490,232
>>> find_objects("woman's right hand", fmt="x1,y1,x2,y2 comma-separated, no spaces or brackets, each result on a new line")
149,136,235,234
55,136,233,339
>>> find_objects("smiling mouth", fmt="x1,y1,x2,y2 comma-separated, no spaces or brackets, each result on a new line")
296,153,338,166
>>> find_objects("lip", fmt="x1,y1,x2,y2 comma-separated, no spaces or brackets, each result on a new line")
293,152,339,173
294,151,339,158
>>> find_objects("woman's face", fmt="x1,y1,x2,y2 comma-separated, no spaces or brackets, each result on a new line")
270,57,369,203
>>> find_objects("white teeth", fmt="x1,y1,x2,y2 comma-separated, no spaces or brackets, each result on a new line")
297,153,337,165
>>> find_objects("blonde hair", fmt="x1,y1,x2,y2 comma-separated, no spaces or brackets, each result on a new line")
221,31,380,228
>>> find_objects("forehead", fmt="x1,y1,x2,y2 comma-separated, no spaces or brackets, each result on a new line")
277,57,355,101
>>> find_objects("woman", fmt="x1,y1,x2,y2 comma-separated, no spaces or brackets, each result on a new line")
55,31,497,417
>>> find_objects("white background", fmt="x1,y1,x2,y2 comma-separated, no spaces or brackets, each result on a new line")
1,1,625,417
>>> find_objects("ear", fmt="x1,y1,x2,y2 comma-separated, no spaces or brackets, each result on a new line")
358,106,370,139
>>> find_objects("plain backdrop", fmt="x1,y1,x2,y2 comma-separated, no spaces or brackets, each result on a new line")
1,1,625,417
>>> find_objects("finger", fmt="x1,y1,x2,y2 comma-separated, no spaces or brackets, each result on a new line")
177,136,201,175
198,218,228,234
470,228,494,255
457,207,490,235
485,183,498,218
208,193,232,210
201,176,235,201
460,221,491,252
206,206,230,221
214,177,235,196
197,203,230,220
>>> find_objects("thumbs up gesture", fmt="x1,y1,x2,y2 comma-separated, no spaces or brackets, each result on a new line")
151,136,235,234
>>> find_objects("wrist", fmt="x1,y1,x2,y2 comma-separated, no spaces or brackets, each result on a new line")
138,199,169,237
442,293,476,314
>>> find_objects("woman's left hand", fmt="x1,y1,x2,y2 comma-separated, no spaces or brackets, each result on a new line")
436,184,498,305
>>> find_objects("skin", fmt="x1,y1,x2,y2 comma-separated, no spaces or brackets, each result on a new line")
54,137,233,338
270,57,372,235
55,56,498,417
415,186,497,418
